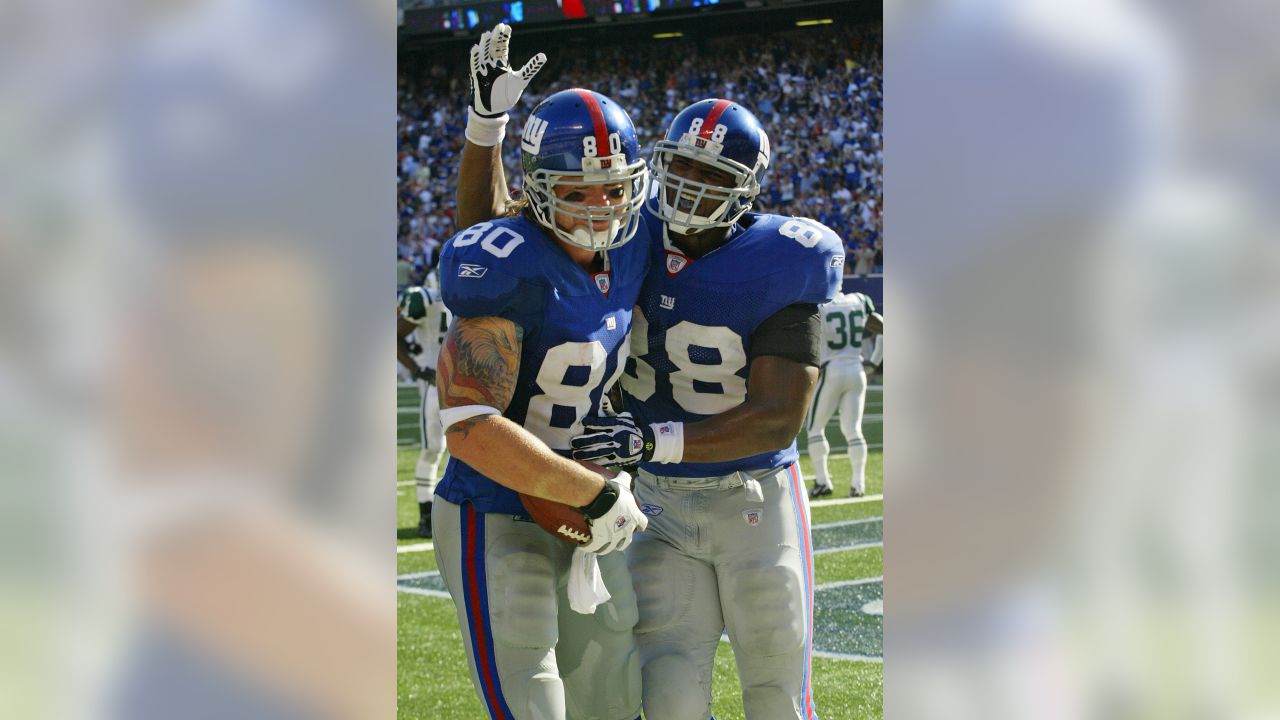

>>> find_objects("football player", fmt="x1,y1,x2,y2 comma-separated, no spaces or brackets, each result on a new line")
397,283,453,536
455,32,843,715
806,291,883,498
434,75,652,720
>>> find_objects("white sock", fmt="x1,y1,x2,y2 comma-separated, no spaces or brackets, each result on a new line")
808,433,832,488
848,437,867,495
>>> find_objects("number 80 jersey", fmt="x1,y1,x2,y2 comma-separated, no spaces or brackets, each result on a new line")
623,211,844,478
435,214,651,514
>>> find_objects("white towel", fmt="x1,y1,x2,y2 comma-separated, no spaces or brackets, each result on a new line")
568,546,611,614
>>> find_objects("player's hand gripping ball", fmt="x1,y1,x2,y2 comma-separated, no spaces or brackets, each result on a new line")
519,461,646,552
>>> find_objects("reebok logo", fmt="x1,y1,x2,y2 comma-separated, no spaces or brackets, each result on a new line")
640,503,663,517
458,264,487,278
830,255,845,268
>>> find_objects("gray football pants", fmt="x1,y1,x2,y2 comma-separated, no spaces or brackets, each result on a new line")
433,498,643,720
630,463,818,720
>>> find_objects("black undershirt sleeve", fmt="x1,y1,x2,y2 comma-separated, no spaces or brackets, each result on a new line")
749,303,823,367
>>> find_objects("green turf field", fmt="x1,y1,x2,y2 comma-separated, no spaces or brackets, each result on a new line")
396,385,883,719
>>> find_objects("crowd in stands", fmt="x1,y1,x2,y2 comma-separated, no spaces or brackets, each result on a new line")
398,24,882,288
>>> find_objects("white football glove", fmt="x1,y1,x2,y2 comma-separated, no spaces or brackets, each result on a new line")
466,23,546,146
580,472,648,555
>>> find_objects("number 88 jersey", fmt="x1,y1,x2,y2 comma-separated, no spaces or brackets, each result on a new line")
622,211,844,478
435,213,651,515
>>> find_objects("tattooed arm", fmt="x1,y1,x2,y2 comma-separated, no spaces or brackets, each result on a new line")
437,316,609,506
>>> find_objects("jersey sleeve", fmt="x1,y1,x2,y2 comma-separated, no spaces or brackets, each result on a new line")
767,219,845,307
438,230,546,329
863,293,877,315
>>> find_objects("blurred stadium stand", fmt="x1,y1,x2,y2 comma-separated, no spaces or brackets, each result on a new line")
398,0,882,301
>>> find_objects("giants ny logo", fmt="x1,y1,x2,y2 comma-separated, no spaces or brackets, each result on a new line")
521,116,548,155
660,295,675,310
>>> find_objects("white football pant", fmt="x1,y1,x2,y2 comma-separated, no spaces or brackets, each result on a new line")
416,378,444,502
805,358,868,495
629,464,817,720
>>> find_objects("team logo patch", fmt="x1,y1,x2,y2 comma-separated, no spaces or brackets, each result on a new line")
593,272,610,295
458,263,487,278
521,116,548,155
660,294,676,310
629,435,643,455
606,316,617,331
830,255,846,268
743,510,762,526
640,503,663,517
666,253,689,275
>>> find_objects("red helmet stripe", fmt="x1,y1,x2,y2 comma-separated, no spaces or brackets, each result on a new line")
573,88,611,158
699,99,734,138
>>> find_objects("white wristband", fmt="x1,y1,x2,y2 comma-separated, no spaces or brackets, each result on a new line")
648,422,684,464
465,109,509,147
440,404,501,430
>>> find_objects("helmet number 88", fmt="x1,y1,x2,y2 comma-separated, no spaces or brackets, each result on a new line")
582,132,623,158
687,118,728,143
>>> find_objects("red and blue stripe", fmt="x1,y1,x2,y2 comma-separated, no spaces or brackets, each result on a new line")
699,99,733,138
786,463,818,719
573,88,611,157
461,504,514,719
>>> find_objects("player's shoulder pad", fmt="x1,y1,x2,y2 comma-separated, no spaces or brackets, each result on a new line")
398,286,428,322
439,217,547,320
756,214,845,306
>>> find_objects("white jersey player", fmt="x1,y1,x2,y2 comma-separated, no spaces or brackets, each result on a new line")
807,291,883,497
397,284,453,537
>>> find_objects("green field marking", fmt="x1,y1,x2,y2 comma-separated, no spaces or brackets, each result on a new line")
813,518,882,554
811,499,882,525
815,546,883,586
813,580,883,659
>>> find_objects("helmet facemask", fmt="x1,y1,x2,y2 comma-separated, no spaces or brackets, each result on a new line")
525,153,650,251
651,135,762,233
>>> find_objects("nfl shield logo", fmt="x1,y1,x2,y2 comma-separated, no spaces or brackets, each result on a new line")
666,253,689,275
593,272,611,295
743,510,762,526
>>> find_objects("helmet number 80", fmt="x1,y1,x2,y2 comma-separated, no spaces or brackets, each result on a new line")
582,132,623,158
687,118,728,143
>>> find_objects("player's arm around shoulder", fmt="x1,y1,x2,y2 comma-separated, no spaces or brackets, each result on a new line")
436,316,606,507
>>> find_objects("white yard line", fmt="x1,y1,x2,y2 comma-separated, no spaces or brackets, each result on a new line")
812,517,881,530
811,494,883,507
398,586,451,599
817,576,883,591
398,542,434,554
815,541,882,556
813,650,883,664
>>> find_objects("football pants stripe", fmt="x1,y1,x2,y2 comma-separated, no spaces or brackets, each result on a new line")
787,463,818,720
462,505,514,719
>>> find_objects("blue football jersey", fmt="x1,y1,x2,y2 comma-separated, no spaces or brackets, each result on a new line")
622,210,844,477
435,214,652,514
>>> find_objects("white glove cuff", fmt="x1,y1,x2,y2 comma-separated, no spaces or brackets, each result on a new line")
647,422,684,464
465,109,509,147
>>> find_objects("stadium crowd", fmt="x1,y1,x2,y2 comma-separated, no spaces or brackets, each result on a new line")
398,24,882,287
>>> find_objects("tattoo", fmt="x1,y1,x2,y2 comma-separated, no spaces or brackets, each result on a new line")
444,415,486,442
437,316,523,414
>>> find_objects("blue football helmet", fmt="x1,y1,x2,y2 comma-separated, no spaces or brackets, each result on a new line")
520,89,649,251
651,99,771,232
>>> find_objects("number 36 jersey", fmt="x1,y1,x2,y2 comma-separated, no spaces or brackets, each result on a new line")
435,214,651,514
622,211,844,478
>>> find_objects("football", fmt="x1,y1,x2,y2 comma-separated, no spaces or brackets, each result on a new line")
518,461,609,545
